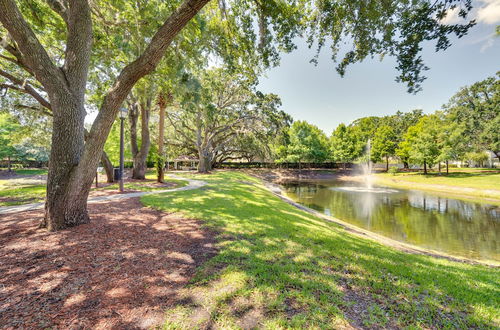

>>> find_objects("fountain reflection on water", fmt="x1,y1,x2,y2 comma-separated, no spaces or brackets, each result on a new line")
363,138,373,189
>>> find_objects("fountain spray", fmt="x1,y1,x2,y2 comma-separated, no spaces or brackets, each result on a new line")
362,139,374,189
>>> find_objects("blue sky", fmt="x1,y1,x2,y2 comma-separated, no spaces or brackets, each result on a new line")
258,1,500,134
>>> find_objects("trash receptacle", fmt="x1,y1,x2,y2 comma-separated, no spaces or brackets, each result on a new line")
113,168,121,181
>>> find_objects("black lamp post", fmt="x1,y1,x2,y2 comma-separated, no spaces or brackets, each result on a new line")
119,107,128,192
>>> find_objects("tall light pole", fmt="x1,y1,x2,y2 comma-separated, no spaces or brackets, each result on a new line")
119,107,128,192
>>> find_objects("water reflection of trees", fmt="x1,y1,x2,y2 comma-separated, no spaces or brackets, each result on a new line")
283,182,500,261
407,191,499,220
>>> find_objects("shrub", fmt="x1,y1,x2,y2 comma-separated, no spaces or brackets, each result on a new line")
388,166,398,175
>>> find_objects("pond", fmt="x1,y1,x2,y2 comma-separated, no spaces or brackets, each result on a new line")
281,179,500,262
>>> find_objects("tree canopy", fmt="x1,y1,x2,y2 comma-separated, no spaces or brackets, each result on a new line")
284,121,329,165
371,125,397,170
166,68,287,172
330,123,357,168
444,73,500,157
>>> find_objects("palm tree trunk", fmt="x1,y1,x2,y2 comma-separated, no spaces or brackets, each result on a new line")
157,93,167,183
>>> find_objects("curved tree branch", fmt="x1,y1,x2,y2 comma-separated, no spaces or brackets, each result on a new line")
82,0,211,182
0,0,68,95
0,69,52,111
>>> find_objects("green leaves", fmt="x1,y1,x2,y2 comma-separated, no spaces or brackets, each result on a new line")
401,115,441,167
480,116,500,158
286,121,329,163
371,125,397,163
0,112,50,162
330,123,356,163
444,73,499,153
168,67,288,164
0,113,20,159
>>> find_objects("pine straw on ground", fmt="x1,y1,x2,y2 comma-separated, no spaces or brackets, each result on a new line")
0,198,217,329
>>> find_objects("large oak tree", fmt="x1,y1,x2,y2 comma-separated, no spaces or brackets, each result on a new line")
167,68,283,172
0,0,210,230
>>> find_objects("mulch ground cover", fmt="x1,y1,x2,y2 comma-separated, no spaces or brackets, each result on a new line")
0,198,217,329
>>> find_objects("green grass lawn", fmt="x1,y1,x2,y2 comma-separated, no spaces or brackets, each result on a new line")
375,169,500,200
97,178,188,192
0,174,186,206
14,168,48,175
0,184,46,206
141,171,499,329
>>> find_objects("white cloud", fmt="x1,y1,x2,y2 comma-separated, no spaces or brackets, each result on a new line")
467,32,494,44
440,7,463,25
476,0,500,24
480,37,495,52
465,31,496,53
440,0,500,25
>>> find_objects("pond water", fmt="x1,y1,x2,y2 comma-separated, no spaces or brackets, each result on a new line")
281,180,500,262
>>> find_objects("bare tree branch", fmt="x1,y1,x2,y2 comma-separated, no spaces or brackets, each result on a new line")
166,111,196,142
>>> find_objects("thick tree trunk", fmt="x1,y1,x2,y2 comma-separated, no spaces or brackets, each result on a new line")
446,160,449,175
423,160,427,175
135,101,151,179
198,153,212,173
132,154,148,179
129,100,151,180
42,98,89,231
438,162,441,173
403,161,409,169
386,155,389,172
7,156,11,172
101,151,114,183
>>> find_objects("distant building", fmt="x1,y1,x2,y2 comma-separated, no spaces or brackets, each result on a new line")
172,155,198,170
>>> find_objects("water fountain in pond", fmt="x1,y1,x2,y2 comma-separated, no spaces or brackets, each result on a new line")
333,139,397,194
362,138,374,189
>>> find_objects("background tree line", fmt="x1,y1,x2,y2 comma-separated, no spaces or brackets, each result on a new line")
273,73,499,173
2,72,497,177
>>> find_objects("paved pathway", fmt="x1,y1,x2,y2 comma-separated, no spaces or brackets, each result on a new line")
0,175,206,215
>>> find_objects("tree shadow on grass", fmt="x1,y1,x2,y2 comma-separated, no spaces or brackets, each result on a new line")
0,198,217,329
143,172,500,329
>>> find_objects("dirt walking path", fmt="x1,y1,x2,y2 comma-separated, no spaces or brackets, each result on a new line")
0,175,205,215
